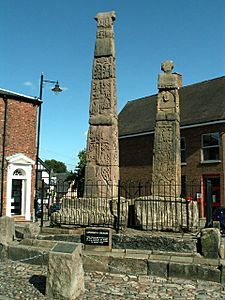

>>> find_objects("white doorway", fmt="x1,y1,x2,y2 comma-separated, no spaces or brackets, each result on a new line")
6,153,34,220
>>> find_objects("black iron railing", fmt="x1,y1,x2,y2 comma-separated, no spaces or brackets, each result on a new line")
39,179,204,232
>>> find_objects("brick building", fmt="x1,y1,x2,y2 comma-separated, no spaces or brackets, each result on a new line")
0,89,40,221
119,76,225,211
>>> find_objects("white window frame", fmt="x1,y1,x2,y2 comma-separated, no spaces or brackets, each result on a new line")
201,132,220,163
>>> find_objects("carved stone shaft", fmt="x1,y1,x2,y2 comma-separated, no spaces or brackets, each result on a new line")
152,61,181,198
85,11,119,198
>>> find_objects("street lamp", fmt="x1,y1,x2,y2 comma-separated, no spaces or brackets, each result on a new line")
34,74,62,219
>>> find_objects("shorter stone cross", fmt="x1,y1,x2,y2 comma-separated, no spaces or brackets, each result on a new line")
152,60,181,198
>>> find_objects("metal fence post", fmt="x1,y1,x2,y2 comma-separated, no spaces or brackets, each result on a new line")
138,182,141,197
40,179,44,228
186,195,189,229
205,179,212,228
116,180,121,233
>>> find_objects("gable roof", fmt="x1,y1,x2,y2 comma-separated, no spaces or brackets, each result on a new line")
118,76,225,137
6,153,35,165
0,88,41,105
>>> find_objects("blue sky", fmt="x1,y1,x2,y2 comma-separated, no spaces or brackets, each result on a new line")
0,0,224,170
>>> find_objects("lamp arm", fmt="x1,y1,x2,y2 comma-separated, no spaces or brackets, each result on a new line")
43,79,59,84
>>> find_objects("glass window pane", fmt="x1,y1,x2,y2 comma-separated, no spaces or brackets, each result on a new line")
203,133,219,147
203,148,219,161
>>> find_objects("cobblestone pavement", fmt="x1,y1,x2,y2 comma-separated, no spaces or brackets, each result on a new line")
0,259,225,300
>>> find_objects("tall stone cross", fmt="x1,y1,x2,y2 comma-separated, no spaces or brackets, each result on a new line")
84,11,119,198
152,61,181,198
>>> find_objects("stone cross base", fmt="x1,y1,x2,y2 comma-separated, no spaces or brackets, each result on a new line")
50,197,128,229
134,197,199,232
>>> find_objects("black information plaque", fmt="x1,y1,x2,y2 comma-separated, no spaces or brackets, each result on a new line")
85,228,110,246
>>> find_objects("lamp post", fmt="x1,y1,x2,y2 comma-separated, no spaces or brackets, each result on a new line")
34,74,62,219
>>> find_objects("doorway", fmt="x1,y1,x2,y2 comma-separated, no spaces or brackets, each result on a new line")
11,179,22,215
203,175,220,215
6,153,35,220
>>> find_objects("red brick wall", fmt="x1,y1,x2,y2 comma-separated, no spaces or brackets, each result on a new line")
0,97,38,215
119,123,225,205
119,134,154,182
181,125,224,181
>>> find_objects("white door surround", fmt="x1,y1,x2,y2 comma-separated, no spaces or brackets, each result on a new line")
6,153,35,220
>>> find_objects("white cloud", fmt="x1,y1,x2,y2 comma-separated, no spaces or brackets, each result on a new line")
24,81,33,86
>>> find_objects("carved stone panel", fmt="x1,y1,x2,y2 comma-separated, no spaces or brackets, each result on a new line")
153,122,180,182
90,79,115,116
92,57,116,80
158,91,175,113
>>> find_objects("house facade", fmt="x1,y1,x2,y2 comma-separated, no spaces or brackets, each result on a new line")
0,89,40,221
118,76,225,212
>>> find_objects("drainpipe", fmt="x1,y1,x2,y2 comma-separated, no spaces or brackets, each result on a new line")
34,75,43,219
0,95,8,216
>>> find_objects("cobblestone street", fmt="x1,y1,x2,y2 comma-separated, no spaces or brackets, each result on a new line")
0,259,225,299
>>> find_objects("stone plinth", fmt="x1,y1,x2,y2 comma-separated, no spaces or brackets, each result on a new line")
134,197,199,232
50,197,128,229
46,243,84,300
0,216,15,246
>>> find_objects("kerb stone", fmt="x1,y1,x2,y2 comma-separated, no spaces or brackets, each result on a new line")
46,242,84,299
108,257,147,275
147,260,168,278
169,262,221,283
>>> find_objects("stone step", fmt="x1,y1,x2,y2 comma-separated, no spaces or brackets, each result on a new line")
37,230,198,254
13,216,28,223
83,249,224,284
5,238,225,284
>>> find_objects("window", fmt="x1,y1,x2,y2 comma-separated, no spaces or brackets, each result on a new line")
181,137,186,163
13,169,25,176
202,132,220,162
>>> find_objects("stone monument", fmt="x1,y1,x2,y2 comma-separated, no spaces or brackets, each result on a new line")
134,62,199,231
51,12,128,228
152,60,181,198
84,11,119,198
